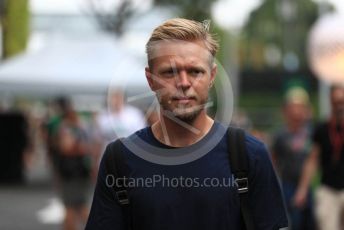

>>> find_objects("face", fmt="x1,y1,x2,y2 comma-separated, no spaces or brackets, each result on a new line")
284,102,309,127
145,40,217,122
331,86,344,120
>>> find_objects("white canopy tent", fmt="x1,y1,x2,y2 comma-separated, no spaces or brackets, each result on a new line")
0,35,150,97
0,34,153,111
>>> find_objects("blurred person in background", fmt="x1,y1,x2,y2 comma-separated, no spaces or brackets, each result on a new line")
230,109,253,132
46,97,92,230
272,87,315,230
96,89,146,146
294,84,344,230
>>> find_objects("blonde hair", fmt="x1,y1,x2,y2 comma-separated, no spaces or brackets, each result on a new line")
285,87,310,105
146,18,219,67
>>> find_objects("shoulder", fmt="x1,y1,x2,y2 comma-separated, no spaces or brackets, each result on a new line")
128,126,151,140
217,122,266,156
107,126,152,147
242,133,274,174
222,124,270,163
244,133,267,159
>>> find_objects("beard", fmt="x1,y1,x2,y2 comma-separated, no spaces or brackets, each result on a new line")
171,106,202,122
158,93,208,123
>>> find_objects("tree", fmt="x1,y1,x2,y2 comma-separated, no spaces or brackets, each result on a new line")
0,0,29,59
154,0,217,21
88,0,218,37
87,0,134,36
239,0,333,72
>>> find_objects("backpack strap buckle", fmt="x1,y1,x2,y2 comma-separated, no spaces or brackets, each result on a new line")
235,177,249,194
116,190,130,205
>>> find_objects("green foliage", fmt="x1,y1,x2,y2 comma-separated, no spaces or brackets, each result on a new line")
154,0,217,20
92,0,218,36
89,0,134,36
240,0,333,71
1,0,29,59
238,91,319,131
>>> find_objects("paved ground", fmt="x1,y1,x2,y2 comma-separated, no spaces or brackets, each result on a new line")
0,184,62,230
0,183,93,230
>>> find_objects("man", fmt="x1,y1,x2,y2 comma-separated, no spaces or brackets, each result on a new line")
272,87,315,230
86,18,288,230
294,84,344,230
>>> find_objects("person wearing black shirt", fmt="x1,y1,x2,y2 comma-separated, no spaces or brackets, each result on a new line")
86,18,288,230
294,84,344,230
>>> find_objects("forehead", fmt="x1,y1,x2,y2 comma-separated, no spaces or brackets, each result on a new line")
149,39,212,66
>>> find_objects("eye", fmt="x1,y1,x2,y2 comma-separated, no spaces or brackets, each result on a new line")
189,68,204,77
160,68,176,78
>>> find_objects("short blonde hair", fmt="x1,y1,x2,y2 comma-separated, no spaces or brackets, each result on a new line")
146,18,219,67
284,87,310,105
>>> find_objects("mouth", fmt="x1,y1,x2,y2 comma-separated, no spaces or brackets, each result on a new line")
172,96,195,104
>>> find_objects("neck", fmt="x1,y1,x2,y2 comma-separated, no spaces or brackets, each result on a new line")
151,109,214,147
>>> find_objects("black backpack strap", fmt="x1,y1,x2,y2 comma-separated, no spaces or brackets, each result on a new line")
228,127,255,230
104,138,132,230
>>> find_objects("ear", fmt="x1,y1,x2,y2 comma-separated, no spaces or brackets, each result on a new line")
209,63,217,87
145,67,156,91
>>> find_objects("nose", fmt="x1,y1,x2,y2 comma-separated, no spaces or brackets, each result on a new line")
176,70,191,89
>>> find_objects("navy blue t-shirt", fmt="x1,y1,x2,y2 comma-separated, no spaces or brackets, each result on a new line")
86,122,288,230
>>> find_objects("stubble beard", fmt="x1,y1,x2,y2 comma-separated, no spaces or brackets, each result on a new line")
159,96,208,123
173,105,202,122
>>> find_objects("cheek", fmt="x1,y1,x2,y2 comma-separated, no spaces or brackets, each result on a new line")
192,76,210,87
155,85,175,100
193,79,210,95
158,76,176,88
